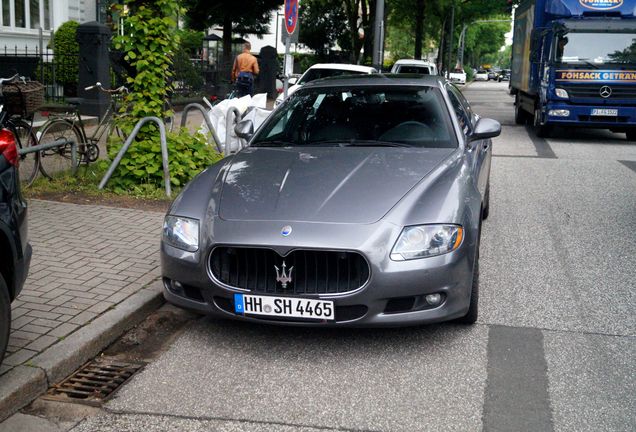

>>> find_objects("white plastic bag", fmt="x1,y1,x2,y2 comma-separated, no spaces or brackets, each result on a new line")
200,93,270,153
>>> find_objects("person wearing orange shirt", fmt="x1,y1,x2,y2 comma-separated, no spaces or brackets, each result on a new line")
231,42,260,97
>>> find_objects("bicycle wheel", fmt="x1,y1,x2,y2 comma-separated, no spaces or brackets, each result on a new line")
37,119,81,178
10,119,40,187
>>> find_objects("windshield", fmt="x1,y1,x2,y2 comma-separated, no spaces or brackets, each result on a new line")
397,65,431,74
297,68,369,85
556,32,636,65
252,86,456,149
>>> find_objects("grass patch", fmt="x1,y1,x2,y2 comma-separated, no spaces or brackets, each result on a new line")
23,164,175,205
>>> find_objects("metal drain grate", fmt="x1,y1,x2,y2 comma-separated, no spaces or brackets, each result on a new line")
43,358,145,406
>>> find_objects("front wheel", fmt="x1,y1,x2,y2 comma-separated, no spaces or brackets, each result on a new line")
626,130,636,141
533,107,552,138
0,274,10,366
37,120,82,178
11,119,40,187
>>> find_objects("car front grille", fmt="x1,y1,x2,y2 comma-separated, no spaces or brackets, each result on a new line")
561,84,636,101
209,247,370,295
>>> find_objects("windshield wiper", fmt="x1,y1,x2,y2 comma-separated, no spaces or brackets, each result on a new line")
252,140,296,147
574,59,601,69
341,139,411,148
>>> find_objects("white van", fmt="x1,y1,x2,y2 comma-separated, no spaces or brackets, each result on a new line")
390,59,438,76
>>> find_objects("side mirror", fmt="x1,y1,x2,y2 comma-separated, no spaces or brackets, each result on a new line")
288,76,298,86
468,118,501,142
235,119,254,140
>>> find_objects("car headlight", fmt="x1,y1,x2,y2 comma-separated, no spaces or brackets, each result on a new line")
163,215,199,252
390,224,463,261
555,88,568,99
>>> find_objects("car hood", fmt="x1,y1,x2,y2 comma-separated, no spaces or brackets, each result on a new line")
218,146,454,224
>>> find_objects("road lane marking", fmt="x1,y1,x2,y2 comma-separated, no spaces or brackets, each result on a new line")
482,325,554,432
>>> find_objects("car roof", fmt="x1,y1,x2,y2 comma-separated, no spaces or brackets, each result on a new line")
393,59,435,66
306,63,377,73
300,73,446,90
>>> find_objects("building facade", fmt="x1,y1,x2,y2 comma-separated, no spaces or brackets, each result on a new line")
1,0,102,51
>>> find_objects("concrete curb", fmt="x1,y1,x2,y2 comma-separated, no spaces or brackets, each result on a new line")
0,281,164,422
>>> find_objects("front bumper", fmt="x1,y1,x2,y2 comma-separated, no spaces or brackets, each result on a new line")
545,101,636,129
160,220,477,327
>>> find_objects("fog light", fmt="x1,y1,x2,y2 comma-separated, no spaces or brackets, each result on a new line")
425,293,442,306
548,109,569,117
170,280,184,294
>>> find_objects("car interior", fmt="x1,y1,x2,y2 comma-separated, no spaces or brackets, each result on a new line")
257,87,456,148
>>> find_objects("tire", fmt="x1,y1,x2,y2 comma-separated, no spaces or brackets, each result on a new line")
514,94,528,125
533,107,552,138
37,120,82,178
626,130,636,141
0,274,10,366
456,250,479,325
10,119,40,187
482,183,490,220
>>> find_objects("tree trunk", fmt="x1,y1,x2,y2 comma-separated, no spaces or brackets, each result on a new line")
414,0,425,60
362,0,375,64
437,16,447,73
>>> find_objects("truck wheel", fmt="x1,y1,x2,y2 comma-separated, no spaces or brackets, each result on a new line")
514,94,527,125
533,107,552,138
626,130,636,141
0,274,10,366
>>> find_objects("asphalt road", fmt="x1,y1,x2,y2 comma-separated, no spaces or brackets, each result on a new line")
20,82,636,431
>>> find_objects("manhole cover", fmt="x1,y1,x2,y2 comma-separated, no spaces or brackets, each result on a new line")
43,358,145,406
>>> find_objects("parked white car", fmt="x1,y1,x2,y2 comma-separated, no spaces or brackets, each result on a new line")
448,68,467,85
391,59,438,76
275,64,377,107
474,70,489,81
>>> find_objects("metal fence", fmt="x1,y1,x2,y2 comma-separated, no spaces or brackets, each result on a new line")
0,45,80,103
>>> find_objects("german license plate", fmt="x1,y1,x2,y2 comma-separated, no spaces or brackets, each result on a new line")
591,108,618,116
234,294,335,321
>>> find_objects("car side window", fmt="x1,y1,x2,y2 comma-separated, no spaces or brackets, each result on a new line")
446,85,472,134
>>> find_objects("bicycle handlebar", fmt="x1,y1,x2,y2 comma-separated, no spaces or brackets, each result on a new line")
0,73,26,86
84,82,128,94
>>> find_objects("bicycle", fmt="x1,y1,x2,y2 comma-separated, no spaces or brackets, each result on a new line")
0,73,43,187
36,82,132,178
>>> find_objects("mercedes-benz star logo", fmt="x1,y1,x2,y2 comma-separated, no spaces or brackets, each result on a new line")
600,86,612,98
275,261,294,289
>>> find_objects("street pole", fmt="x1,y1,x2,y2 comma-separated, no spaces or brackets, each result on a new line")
283,36,291,98
372,0,385,71
446,2,455,78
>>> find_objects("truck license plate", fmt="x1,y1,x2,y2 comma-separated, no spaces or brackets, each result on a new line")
591,109,618,116
234,294,335,321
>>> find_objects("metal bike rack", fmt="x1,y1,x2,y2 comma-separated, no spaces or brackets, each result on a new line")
98,116,171,197
225,106,243,155
19,138,78,172
179,103,223,154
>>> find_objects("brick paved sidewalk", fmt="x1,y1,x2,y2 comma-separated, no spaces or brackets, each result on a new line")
0,199,164,376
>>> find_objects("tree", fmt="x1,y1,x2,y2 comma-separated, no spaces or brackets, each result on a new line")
181,0,282,74
299,0,348,57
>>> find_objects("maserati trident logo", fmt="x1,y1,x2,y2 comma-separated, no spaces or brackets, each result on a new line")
281,225,292,236
275,261,294,289
600,86,612,98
